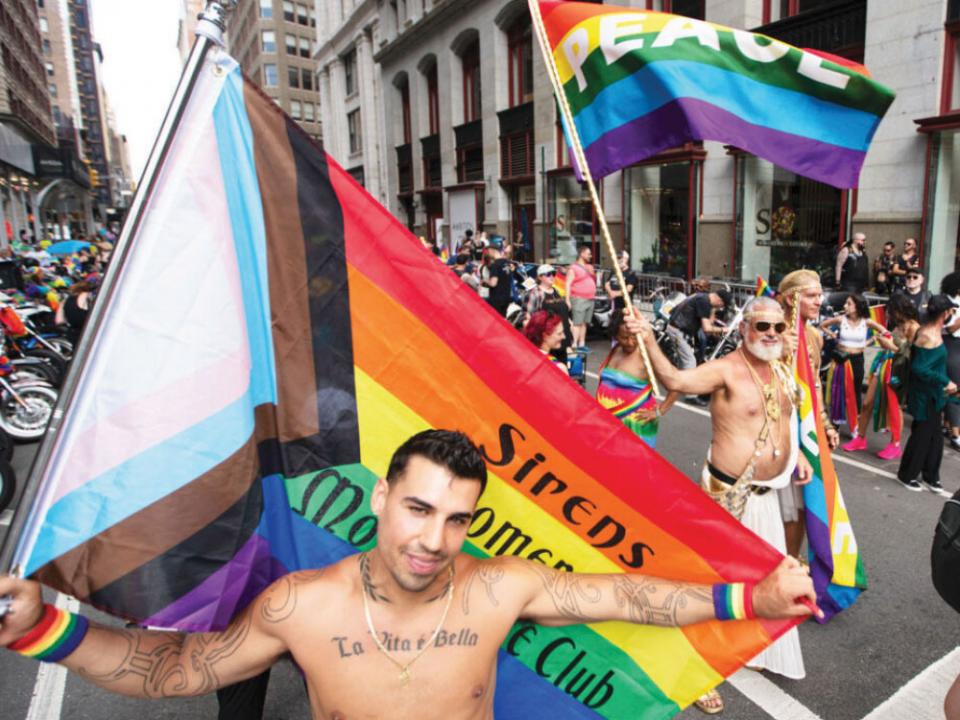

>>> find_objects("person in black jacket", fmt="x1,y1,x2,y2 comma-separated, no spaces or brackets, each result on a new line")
835,233,869,293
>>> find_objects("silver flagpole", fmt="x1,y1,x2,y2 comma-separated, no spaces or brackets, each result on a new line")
0,1,238,591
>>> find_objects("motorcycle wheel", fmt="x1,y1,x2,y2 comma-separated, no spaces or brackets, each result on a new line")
657,334,682,369
0,458,15,512
0,425,14,462
45,337,74,361
0,384,58,442
12,362,60,387
25,348,67,386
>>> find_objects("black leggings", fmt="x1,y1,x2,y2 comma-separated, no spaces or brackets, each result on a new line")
850,353,865,411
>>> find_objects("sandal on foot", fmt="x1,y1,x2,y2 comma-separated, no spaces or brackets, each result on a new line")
694,689,724,715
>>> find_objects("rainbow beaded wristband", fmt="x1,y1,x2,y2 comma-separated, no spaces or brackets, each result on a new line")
7,603,89,662
712,582,756,621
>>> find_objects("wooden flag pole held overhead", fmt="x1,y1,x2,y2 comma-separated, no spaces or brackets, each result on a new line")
526,0,661,398
0,1,238,595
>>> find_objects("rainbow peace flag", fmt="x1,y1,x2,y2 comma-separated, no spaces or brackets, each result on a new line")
540,2,895,188
755,275,776,299
8,52,801,719
795,328,867,621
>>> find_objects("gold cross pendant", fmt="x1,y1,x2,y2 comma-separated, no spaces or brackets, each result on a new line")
399,668,411,685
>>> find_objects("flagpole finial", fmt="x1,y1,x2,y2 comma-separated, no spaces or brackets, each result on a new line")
196,0,238,48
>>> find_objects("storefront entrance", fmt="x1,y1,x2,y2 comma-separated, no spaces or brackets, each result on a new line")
735,155,845,285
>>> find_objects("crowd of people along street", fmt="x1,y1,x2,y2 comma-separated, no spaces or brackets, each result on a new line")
430,228,960,716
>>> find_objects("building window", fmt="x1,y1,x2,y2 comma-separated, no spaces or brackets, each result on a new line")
426,62,439,135
42,38,51,55
943,24,960,113
304,102,315,121
344,49,357,96
288,66,300,88
302,68,313,90
259,0,272,18
400,80,411,144
922,130,960,290
461,39,481,123
283,0,295,21
48,83,57,97
261,30,276,53
297,3,309,25
645,0,705,19
286,33,297,55
734,154,844,283
549,174,598,264
348,109,363,153
45,61,54,77
507,16,533,107
263,63,278,86
299,37,310,58
39,17,48,32
291,100,302,120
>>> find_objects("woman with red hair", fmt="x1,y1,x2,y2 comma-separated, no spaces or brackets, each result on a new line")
524,310,568,375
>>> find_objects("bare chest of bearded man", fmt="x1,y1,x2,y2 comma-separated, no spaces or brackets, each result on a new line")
710,361,795,481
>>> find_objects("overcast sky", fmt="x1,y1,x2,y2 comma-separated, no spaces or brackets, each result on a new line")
89,1,185,179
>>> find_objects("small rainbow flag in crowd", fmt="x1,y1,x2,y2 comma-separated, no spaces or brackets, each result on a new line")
866,304,886,340
755,275,776,299
553,266,567,296
539,1,895,188
6,51,804,720
795,327,867,620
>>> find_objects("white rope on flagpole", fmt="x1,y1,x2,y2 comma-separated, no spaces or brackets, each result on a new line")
527,0,661,397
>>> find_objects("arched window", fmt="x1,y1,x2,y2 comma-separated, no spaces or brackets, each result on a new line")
506,15,532,107
461,38,481,122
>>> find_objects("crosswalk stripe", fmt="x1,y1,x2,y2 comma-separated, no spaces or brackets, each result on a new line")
727,668,825,720
860,646,960,720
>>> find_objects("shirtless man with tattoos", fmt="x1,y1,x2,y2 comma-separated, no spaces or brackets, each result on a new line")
0,430,816,719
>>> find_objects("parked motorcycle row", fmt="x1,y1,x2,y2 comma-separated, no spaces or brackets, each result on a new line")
0,295,73,513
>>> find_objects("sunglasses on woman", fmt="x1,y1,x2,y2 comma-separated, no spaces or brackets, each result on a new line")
752,321,787,334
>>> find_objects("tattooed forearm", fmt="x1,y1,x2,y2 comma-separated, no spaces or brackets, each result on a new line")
261,569,325,623
612,577,712,626
461,564,504,615
74,614,252,698
527,563,603,621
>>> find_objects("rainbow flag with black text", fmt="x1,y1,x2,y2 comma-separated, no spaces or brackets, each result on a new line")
540,1,895,188
7,51,802,719
795,329,866,620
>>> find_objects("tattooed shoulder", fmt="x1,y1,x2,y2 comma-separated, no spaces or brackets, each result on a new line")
460,560,507,616
260,569,326,625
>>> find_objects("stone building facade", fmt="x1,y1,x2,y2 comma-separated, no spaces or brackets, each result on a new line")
318,0,959,291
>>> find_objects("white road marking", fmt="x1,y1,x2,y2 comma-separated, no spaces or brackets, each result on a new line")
0,509,12,526
727,668,825,720
860,646,960,720
25,593,79,720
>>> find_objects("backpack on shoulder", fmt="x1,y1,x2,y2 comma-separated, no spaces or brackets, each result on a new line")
932,489,960,614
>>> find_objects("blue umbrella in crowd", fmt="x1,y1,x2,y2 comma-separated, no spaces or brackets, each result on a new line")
46,240,92,256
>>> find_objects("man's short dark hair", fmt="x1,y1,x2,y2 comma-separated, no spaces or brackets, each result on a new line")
386,429,488,495
883,241,896,249
926,294,955,324
716,289,733,308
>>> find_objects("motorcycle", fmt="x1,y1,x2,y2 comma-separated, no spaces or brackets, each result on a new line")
0,374,58,442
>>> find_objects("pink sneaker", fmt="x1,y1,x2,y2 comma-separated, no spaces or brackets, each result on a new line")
877,442,901,460
842,437,867,452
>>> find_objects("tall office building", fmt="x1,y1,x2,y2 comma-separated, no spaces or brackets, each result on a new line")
0,0,56,243
66,0,110,209
227,0,321,141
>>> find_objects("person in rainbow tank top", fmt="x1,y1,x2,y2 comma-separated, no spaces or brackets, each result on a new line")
596,310,678,448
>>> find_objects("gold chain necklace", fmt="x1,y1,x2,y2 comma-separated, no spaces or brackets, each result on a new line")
740,347,784,458
360,552,455,686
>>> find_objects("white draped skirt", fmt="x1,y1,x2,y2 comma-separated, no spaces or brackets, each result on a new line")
741,489,806,679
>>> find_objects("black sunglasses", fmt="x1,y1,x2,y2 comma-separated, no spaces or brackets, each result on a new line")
541,272,556,277
752,321,787,334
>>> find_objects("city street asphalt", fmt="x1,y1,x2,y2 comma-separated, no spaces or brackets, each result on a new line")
1,333,958,720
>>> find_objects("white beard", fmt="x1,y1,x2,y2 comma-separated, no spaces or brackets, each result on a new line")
745,337,782,362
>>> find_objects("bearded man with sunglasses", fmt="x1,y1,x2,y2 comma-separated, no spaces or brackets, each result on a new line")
628,297,812,687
